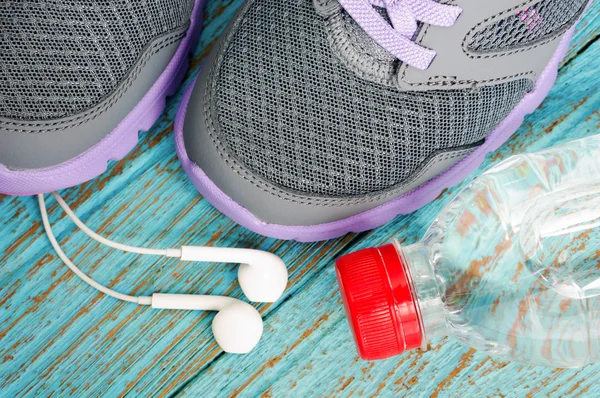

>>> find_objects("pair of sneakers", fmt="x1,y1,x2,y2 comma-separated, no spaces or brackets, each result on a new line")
0,0,590,241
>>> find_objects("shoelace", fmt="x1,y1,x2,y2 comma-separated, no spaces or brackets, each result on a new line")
337,0,462,70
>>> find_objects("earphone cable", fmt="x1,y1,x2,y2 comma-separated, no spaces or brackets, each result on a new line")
38,194,152,306
49,191,180,257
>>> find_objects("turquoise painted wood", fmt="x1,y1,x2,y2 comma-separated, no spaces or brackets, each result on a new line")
0,1,599,396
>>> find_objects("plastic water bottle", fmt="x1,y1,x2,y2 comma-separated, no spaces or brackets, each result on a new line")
335,134,600,368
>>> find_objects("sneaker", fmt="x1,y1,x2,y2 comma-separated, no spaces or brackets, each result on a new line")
0,0,205,196
177,0,589,241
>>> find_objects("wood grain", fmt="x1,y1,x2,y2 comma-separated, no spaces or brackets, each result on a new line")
0,0,599,396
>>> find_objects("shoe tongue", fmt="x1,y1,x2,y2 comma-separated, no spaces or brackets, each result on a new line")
344,6,395,59
315,0,397,86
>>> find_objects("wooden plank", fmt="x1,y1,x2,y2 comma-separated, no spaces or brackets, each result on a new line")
0,0,598,396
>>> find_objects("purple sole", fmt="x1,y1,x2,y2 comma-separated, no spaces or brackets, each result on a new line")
176,25,577,242
0,0,206,197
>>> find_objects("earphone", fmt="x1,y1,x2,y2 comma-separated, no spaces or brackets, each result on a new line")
37,192,288,354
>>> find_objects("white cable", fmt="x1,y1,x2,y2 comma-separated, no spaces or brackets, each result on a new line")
38,194,152,306
50,191,180,257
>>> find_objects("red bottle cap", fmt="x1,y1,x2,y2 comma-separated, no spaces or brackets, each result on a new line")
335,244,423,360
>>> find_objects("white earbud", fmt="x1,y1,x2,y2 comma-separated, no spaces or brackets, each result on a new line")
37,192,289,355
178,246,288,302
151,294,263,353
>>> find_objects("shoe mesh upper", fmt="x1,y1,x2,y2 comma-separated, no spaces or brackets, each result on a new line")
468,0,587,53
212,0,533,197
0,0,194,121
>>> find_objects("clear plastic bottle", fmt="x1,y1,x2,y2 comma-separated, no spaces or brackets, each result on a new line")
336,134,600,368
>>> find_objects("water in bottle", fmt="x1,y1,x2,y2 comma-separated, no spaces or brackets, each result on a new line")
336,134,600,368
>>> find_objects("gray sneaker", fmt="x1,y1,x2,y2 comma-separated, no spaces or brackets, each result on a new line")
177,0,589,241
0,0,205,195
